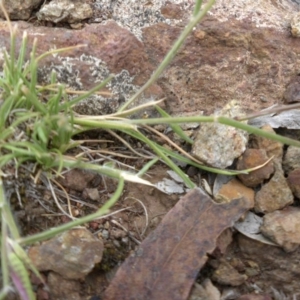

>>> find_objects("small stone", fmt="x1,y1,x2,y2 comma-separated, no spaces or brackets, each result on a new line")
0,0,40,20
283,146,300,174
291,12,300,37
215,178,254,208
102,229,109,239
28,228,103,279
250,125,283,160
287,168,300,198
83,188,100,201
216,229,233,255
283,76,300,103
37,0,93,24
110,228,126,239
59,169,98,192
260,207,300,252
236,149,274,187
255,161,293,213
192,101,248,169
160,2,184,20
212,260,248,286
189,280,221,300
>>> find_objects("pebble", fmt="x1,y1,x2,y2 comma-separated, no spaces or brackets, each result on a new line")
255,161,293,213
192,101,248,169
236,149,274,188
287,168,300,198
214,177,254,209
28,228,103,279
211,259,248,286
260,207,300,252
37,0,93,24
250,125,283,160
283,145,300,174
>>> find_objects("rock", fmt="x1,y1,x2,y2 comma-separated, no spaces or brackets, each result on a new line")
283,146,300,174
59,169,99,192
260,207,300,252
83,188,100,201
191,101,248,169
291,12,300,37
283,76,300,103
28,228,103,279
37,0,93,24
287,168,300,198
214,178,254,208
215,229,233,255
0,0,298,118
250,125,283,160
237,234,300,295
47,272,81,300
237,294,272,300
211,259,248,286
0,0,41,20
189,280,220,300
236,149,274,188
255,161,293,213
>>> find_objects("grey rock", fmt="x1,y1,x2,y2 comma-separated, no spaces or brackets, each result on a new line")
283,146,300,174
260,207,300,252
191,101,248,169
0,0,42,20
37,0,93,24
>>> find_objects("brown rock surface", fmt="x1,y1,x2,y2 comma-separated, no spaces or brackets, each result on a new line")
238,234,300,294
287,168,300,198
283,145,300,174
215,178,255,208
260,207,300,252
255,161,293,213
28,228,103,279
250,125,283,160
0,0,299,117
59,168,100,192
236,149,274,187
211,259,248,286
47,272,81,300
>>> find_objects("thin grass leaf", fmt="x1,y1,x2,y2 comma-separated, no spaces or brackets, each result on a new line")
193,0,203,16
127,115,300,148
16,31,28,72
8,240,45,286
9,252,35,300
137,157,159,176
20,85,47,114
122,128,196,188
0,208,10,293
155,105,193,144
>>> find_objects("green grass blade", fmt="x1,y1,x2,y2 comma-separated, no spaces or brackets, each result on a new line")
155,105,194,144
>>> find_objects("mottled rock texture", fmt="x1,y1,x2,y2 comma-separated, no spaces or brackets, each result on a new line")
0,0,300,116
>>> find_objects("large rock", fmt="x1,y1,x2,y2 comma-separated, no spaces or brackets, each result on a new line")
0,0,300,117
28,228,104,279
